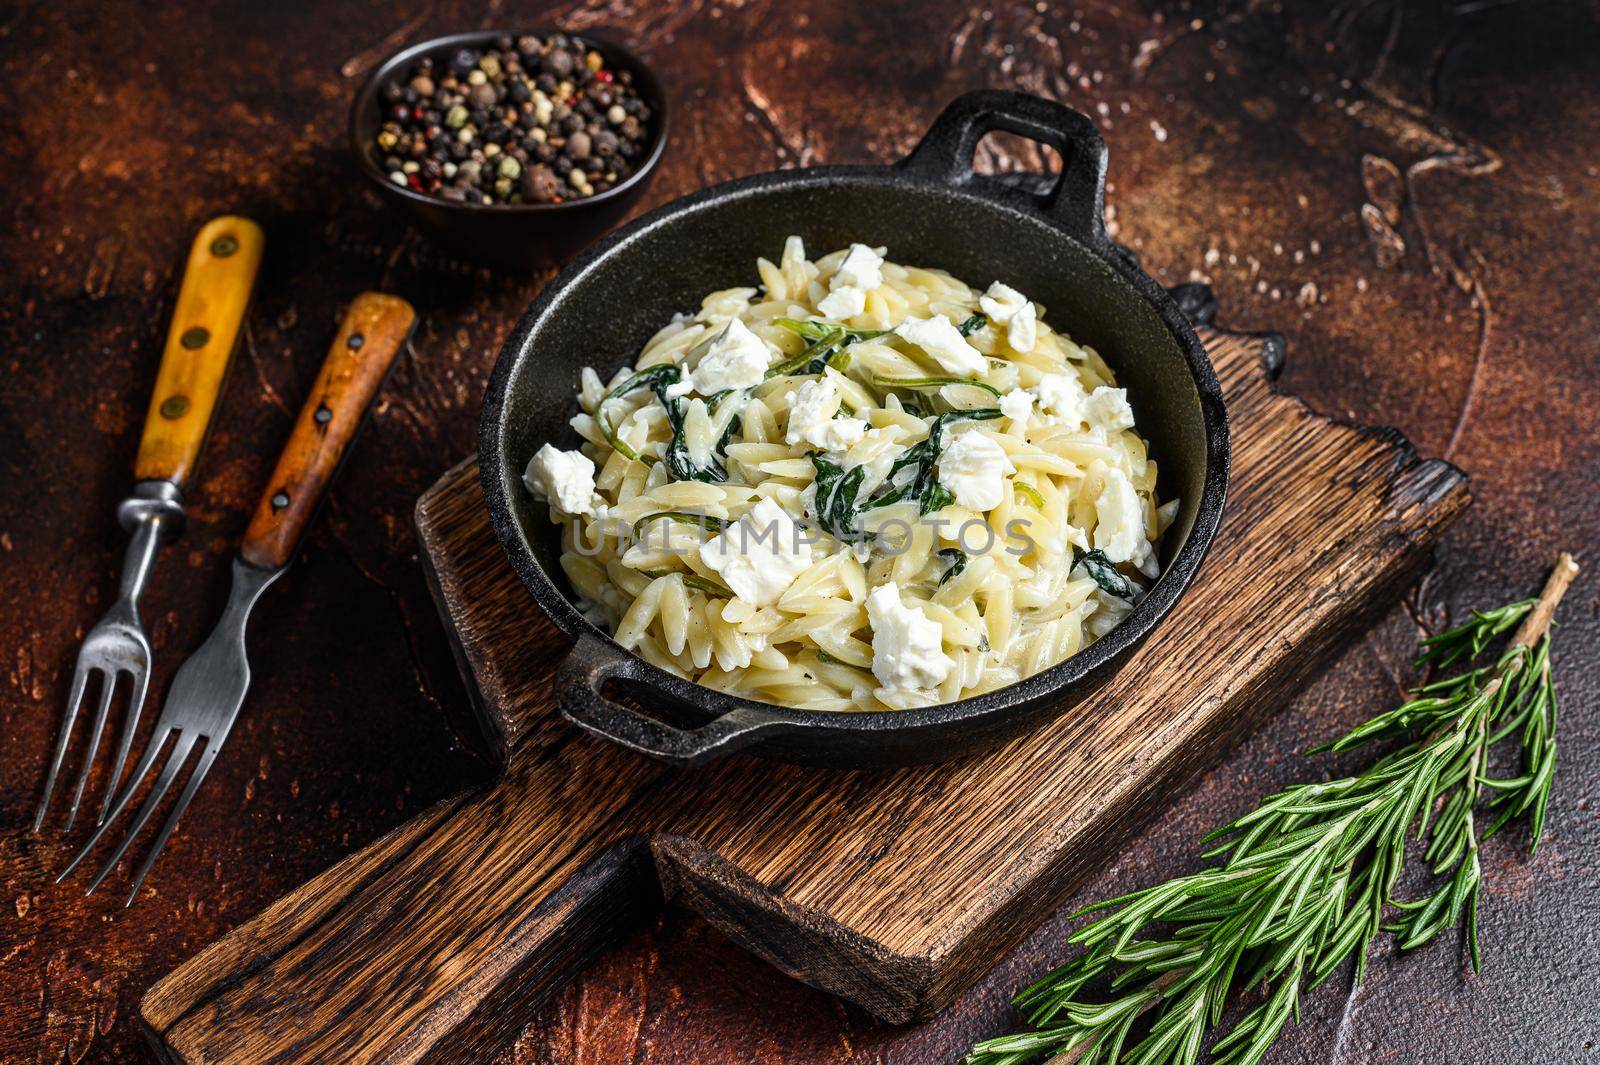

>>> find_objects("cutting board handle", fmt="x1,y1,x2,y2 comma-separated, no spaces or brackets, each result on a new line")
140,748,666,1062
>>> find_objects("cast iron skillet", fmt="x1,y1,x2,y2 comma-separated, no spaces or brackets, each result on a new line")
480,90,1230,770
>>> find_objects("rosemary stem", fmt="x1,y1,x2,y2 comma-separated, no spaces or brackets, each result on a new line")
1509,552,1580,651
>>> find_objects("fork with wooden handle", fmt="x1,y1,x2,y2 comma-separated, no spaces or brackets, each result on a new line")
58,292,416,905
36,216,264,833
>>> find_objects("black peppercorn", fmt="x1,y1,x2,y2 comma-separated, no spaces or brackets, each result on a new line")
450,48,480,76
546,49,574,78
521,163,561,202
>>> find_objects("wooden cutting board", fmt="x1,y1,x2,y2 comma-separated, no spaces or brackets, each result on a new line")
140,311,1468,1063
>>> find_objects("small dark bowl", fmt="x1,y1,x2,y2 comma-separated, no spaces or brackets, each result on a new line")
349,30,669,269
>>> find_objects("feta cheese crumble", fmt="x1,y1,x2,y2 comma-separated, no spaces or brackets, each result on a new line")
816,243,884,320
523,444,599,517
895,315,987,375
1092,467,1151,568
865,582,954,695
699,497,813,607
999,387,1034,428
937,430,1016,512
1084,386,1135,432
784,376,868,450
668,318,772,398
1033,372,1088,423
979,281,1038,352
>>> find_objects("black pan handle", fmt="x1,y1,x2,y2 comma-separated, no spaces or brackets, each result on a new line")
897,90,1109,243
555,634,789,767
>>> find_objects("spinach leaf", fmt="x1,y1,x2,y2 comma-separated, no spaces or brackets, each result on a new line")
869,373,1002,398
938,547,968,585
1074,548,1140,600
653,376,740,484
639,568,733,598
596,364,682,462
775,317,892,343
957,312,988,336
868,408,1003,516
808,452,870,542
804,409,1003,544
630,511,732,538
767,318,884,379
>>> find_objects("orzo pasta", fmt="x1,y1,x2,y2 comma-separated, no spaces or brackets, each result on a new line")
522,239,1177,711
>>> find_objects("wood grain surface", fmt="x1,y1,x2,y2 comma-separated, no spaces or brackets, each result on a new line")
3,3,1598,1064
137,324,1468,1062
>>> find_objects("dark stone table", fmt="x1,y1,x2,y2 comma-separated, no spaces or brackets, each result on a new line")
2,2,1595,1061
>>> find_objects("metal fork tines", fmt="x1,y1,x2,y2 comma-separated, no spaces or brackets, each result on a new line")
58,558,280,905
36,482,184,832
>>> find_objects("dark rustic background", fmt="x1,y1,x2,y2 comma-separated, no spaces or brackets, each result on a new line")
2,1,1596,1062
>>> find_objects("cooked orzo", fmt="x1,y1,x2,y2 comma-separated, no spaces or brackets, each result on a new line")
523,238,1177,711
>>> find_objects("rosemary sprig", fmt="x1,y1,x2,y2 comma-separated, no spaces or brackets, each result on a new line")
968,553,1578,1065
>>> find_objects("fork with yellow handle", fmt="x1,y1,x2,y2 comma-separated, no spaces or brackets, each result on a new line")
35,215,264,832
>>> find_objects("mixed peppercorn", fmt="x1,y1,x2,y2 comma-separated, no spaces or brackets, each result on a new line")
375,33,653,205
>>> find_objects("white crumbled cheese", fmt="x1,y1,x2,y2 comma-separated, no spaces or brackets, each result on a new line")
785,377,867,450
895,315,987,375
817,285,867,319
698,497,813,607
979,281,1038,352
523,444,599,517
835,243,884,290
816,243,884,320
1093,467,1151,568
1085,386,1135,432
865,582,954,694
1033,372,1088,424
937,430,1015,512
668,318,772,398
999,387,1034,428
